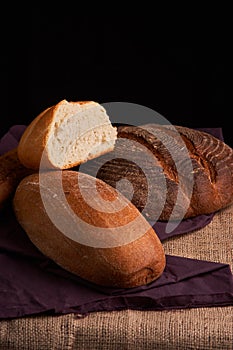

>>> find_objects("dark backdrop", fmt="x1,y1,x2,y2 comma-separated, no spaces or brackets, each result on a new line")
1,14,232,147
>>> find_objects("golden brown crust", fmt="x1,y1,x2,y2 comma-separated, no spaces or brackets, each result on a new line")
0,148,35,210
17,104,55,169
13,170,166,288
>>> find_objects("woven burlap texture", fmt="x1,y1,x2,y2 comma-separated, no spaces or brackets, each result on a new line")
0,204,233,350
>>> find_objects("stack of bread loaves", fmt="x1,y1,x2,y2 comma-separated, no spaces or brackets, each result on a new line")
1,100,166,288
1,99,233,288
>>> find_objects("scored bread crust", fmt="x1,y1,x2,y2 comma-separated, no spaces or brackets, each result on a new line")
17,100,117,170
83,124,233,221
13,170,166,288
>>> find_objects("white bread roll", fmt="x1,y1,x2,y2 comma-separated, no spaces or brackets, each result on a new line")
13,170,166,288
17,100,117,170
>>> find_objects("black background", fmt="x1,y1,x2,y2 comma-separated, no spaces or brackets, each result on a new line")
1,14,232,147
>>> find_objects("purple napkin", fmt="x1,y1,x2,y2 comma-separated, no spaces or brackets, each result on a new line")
0,125,232,319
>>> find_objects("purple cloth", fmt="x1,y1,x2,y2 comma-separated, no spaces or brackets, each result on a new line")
0,125,232,319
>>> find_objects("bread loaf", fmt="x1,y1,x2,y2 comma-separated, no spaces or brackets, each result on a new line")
17,100,117,170
0,148,34,210
13,170,166,288
82,124,233,221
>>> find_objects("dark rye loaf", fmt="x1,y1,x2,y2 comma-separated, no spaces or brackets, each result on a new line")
81,124,233,221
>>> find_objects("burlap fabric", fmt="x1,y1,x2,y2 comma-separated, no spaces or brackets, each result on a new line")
0,204,232,350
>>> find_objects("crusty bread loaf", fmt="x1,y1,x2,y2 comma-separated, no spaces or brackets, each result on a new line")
0,148,35,210
13,170,166,288
82,124,233,221
17,100,117,170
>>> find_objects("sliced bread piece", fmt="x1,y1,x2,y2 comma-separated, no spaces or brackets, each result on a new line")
17,100,117,170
